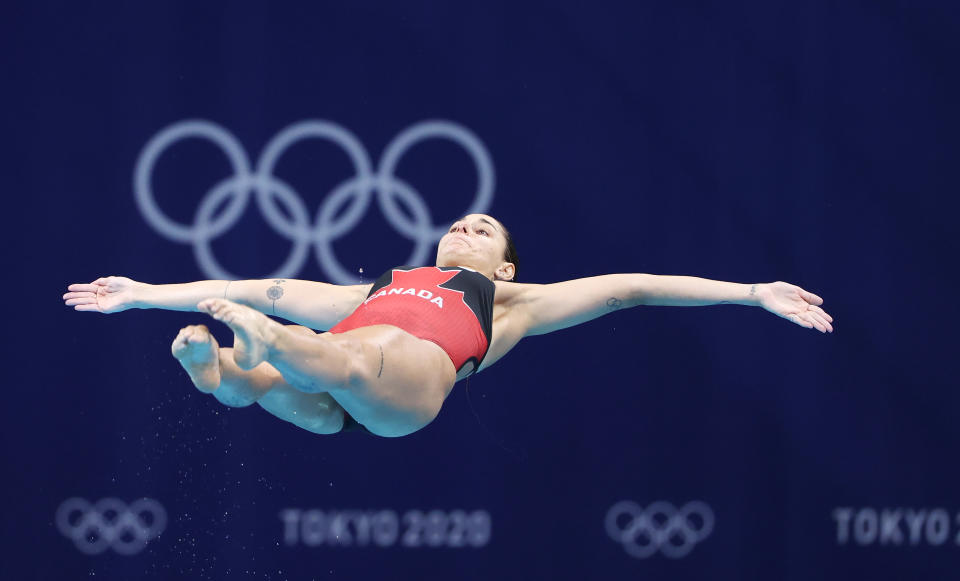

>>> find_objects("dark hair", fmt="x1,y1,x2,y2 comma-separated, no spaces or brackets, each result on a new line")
499,220,519,281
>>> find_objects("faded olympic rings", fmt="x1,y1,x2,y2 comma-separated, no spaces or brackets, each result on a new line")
134,119,495,284
55,497,167,555
605,500,714,559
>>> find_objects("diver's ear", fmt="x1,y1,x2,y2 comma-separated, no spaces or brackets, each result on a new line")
494,262,515,281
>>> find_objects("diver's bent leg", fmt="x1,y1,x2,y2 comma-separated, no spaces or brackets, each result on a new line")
198,298,367,392
257,385,346,434
260,329,373,394
216,347,345,433
172,322,346,434
197,299,450,436
264,326,456,437
253,325,346,434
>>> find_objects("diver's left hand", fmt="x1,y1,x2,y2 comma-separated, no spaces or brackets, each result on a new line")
757,282,833,333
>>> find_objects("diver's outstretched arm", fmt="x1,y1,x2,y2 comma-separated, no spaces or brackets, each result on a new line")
500,274,833,336
63,276,371,329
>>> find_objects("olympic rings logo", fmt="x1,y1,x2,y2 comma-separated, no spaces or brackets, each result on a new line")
134,119,495,284
605,500,714,559
55,497,167,555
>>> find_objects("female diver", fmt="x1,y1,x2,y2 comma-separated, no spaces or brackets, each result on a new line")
63,214,833,437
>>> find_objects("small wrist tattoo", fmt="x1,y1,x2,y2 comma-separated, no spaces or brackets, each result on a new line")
606,297,623,310
267,279,286,314
750,284,757,296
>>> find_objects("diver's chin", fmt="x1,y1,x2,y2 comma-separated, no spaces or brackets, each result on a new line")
437,249,471,267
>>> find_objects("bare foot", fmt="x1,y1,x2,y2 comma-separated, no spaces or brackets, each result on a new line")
197,298,277,370
171,325,221,393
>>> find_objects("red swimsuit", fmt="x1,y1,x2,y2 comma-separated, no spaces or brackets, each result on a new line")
329,266,495,379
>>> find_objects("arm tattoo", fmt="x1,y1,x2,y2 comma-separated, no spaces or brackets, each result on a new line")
606,297,623,310
266,279,286,315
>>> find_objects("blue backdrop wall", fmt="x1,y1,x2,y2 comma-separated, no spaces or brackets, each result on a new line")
3,1,959,579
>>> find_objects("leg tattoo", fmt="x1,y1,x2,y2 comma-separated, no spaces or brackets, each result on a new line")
378,344,384,378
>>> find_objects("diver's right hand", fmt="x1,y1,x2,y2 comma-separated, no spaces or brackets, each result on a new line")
63,276,143,313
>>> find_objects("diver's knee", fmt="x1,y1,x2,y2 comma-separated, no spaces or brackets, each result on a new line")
294,406,345,435
334,339,380,389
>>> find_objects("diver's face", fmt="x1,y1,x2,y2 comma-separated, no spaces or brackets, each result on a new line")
436,214,510,278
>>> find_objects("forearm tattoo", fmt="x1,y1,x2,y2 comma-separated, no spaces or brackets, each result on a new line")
606,297,623,310
266,279,286,314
